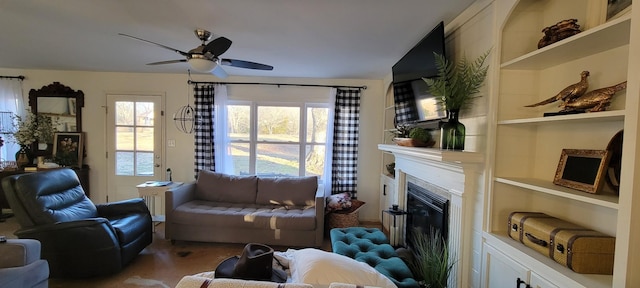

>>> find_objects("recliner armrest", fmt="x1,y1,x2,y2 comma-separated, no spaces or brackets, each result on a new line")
96,198,150,217
14,218,121,251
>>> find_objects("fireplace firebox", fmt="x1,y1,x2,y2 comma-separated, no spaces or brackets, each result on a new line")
406,181,449,248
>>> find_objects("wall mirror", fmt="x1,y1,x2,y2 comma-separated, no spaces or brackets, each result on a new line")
28,82,84,155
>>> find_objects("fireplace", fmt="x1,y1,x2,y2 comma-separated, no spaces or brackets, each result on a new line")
378,144,484,288
406,181,450,249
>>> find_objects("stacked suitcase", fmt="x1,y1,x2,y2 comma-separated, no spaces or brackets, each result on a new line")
508,212,615,274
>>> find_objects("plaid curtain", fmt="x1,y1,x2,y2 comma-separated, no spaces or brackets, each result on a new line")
193,84,215,178
393,82,417,123
331,88,361,197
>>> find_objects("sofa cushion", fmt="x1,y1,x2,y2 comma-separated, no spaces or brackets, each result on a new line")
172,200,317,230
256,176,318,206
196,171,258,204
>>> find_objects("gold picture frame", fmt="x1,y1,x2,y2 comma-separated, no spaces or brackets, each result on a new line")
553,149,611,194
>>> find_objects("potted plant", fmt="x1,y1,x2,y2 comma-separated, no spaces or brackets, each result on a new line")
423,50,490,150
391,124,435,148
11,112,57,166
410,228,456,288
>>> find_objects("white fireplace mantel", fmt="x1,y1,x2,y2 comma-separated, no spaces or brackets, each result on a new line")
378,144,484,288
378,144,484,165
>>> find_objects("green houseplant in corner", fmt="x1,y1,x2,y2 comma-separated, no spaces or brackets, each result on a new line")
423,50,490,151
410,228,456,288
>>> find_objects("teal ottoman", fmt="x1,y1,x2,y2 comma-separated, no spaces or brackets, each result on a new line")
330,227,419,288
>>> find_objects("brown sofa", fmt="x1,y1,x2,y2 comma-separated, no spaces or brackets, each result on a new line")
165,171,324,247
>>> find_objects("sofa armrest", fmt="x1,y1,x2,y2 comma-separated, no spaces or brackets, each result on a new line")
96,198,150,217
0,239,41,268
314,184,325,247
165,182,196,240
165,182,196,211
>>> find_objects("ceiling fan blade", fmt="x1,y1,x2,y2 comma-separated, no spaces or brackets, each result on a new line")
203,37,232,56
221,58,273,70
147,59,187,65
119,33,189,57
211,65,228,78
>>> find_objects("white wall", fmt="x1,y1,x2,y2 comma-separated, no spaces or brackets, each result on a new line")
0,68,385,221
379,0,495,286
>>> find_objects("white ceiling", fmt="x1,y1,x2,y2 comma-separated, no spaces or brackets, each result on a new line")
0,0,476,79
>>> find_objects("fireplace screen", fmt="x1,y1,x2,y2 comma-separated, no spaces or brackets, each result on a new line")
406,182,449,248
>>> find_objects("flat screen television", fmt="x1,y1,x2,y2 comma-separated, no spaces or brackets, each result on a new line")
392,21,447,124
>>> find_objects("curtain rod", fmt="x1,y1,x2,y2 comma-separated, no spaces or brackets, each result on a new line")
188,80,366,90
0,75,25,80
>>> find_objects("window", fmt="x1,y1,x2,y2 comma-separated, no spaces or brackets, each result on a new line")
226,102,329,179
114,101,155,176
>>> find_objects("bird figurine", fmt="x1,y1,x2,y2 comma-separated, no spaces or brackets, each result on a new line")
524,70,590,107
560,81,627,112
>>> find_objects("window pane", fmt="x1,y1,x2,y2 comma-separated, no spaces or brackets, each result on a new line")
257,106,299,142
228,105,250,141
116,101,134,125
306,107,328,143
136,127,153,151
136,152,154,176
116,126,134,150
256,144,299,176
116,151,134,175
229,142,250,175
305,145,325,178
136,102,154,126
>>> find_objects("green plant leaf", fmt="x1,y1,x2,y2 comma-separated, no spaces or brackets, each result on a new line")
423,49,491,111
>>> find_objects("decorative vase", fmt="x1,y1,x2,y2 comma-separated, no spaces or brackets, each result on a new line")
440,109,465,151
15,145,33,168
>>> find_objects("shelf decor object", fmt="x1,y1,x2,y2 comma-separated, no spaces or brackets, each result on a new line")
553,149,611,194
440,109,466,150
424,51,490,151
538,19,582,49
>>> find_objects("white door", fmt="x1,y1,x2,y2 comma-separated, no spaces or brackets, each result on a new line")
106,94,163,203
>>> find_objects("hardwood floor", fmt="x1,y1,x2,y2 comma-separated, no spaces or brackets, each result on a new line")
0,214,377,288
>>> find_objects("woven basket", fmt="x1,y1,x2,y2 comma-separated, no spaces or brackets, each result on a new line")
326,200,366,229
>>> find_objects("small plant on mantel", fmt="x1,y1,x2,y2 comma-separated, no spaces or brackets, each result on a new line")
391,123,434,148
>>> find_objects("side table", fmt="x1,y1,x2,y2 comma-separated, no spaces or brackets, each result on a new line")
136,181,183,224
381,208,407,247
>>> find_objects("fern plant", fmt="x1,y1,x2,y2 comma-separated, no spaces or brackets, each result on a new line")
423,50,491,111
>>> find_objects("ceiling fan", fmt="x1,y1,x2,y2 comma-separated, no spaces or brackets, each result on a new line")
119,29,273,78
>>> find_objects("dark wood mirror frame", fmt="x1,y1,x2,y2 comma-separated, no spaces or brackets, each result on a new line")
28,82,84,156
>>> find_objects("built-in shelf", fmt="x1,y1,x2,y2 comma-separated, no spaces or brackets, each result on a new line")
484,232,613,288
498,110,625,125
495,177,619,209
501,15,631,70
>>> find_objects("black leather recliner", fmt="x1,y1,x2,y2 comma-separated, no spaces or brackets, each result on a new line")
2,168,153,278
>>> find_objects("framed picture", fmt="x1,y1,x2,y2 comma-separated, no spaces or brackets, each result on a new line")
553,149,611,194
607,0,632,21
52,132,84,167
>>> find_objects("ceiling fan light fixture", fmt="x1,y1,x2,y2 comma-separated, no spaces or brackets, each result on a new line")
188,57,217,72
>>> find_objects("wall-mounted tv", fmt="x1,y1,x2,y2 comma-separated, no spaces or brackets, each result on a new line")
392,21,447,124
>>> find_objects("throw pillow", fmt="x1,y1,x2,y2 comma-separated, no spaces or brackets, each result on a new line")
289,248,396,288
256,176,318,206
195,171,258,203
326,192,352,212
